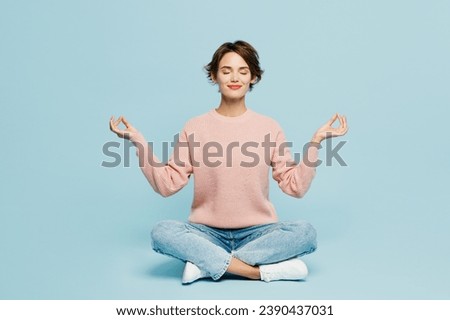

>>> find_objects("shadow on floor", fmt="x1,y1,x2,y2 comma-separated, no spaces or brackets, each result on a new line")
145,259,185,279
143,260,246,282
143,258,317,283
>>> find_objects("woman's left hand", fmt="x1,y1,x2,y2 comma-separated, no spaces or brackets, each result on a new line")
311,113,348,143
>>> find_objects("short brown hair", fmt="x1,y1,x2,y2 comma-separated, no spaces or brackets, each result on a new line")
205,40,264,91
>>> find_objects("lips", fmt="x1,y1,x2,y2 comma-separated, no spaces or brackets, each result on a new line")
227,85,242,90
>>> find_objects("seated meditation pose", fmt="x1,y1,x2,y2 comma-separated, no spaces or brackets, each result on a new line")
110,40,348,284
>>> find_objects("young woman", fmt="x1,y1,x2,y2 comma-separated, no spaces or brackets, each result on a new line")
110,40,348,284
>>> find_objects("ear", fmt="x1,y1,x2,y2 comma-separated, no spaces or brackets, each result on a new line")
211,73,217,84
250,76,257,84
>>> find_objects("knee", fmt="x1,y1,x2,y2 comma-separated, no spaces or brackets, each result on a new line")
301,221,317,242
281,220,316,238
150,220,182,249
282,221,317,250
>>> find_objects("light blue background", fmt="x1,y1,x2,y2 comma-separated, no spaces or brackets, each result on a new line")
1,0,449,299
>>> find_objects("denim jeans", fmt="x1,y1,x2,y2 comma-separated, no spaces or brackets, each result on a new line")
151,220,317,280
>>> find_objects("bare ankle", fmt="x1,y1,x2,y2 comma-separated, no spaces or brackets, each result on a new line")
227,258,261,280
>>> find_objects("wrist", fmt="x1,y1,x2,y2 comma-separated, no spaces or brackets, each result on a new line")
310,136,322,144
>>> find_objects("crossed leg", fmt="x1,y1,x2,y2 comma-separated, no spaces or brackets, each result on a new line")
151,220,317,282
227,221,317,280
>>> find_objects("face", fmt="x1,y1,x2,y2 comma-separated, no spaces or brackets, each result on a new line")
212,52,256,99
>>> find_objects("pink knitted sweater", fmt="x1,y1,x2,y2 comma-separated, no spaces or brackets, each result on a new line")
130,108,319,228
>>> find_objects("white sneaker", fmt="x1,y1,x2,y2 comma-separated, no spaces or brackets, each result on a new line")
181,262,209,284
259,258,309,282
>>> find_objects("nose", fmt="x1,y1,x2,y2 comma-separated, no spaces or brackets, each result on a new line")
230,72,238,82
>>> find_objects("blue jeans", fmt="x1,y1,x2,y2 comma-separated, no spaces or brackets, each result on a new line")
151,220,317,280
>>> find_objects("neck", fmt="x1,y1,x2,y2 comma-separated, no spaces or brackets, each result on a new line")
216,96,247,117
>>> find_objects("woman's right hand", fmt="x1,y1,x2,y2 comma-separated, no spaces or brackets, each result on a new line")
109,115,138,140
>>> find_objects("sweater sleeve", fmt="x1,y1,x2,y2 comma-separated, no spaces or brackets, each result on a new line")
129,128,193,197
271,128,319,198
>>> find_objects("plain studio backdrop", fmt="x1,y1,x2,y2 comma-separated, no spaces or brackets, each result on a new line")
0,0,449,299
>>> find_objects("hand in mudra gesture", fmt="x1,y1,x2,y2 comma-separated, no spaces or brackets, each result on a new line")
109,115,138,140
312,113,348,143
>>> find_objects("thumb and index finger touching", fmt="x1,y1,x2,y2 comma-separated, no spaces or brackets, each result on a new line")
318,113,349,139
327,113,348,130
109,115,139,140
110,115,127,135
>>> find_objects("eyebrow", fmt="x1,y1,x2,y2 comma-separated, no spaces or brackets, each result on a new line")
220,66,250,70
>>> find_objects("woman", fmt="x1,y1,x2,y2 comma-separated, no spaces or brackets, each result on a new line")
110,40,348,284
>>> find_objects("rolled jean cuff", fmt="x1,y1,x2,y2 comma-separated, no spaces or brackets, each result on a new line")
211,254,232,281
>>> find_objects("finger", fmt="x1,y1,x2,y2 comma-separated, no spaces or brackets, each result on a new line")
110,117,118,132
339,114,348,131
337,115,346,131
328,113,338,126
338,122,349,135
342,121,349,134
341,115,348,131
114,117,122,128
110,124,121,135
338,114,345,128
329,126,344,136
111,117,119,130
121,116,131,128
110,118,123,135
